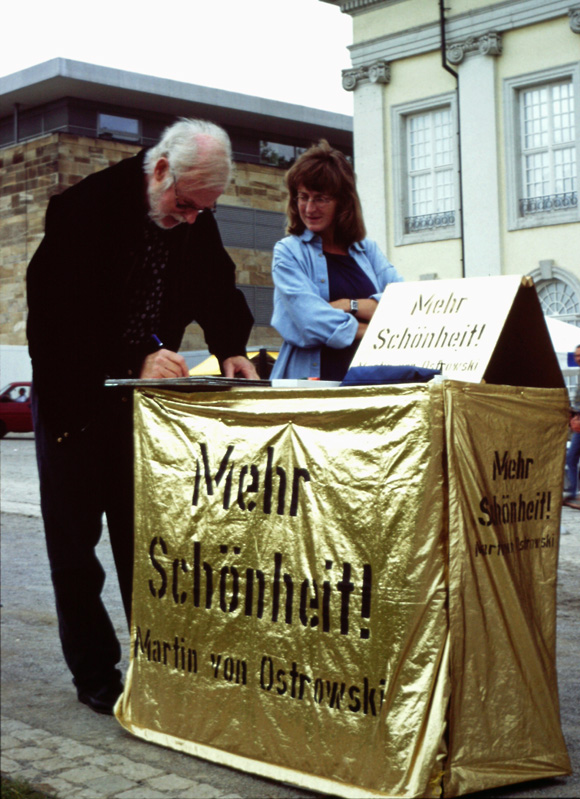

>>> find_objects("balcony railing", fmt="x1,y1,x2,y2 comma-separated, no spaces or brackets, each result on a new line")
520,191,578,216
404,210,455,233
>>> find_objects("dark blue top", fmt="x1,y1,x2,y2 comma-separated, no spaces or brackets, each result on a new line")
321,251,377,380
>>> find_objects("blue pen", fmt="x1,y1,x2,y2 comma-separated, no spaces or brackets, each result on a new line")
151,334,164,349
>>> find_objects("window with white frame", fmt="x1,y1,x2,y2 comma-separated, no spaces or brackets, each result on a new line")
392,94,460,245
504,65,579,230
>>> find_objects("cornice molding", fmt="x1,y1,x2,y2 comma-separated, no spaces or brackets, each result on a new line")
342,60,391,91
340,0,388,11
447,32,503,64
321,0,400,13
570,7,580,33
348,0,572,67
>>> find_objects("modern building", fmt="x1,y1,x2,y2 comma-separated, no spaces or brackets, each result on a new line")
0,58,353,382
322,0,579,330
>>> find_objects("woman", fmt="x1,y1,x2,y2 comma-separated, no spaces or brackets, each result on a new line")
270,140,402,381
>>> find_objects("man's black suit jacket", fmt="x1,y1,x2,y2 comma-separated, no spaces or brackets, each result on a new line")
27,150,253,436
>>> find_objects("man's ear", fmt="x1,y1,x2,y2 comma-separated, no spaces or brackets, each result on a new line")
153,157,170,182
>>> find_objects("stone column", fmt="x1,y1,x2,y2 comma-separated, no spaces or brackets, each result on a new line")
448,33,503,277
342,61,390,254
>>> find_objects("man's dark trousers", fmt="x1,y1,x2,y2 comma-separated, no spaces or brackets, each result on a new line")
32,389,134,695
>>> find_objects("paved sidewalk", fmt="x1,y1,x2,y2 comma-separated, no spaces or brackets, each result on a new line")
2,717,238,799
1,434,579,798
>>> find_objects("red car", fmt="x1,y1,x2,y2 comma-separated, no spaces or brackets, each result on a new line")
0,382,33,437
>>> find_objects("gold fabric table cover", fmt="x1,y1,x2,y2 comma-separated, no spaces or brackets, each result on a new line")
116,381,571,797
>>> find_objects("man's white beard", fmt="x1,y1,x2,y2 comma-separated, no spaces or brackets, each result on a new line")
147,179,186,229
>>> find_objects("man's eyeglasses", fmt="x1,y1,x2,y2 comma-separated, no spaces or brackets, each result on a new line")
296,192,334,208
172,172,216,214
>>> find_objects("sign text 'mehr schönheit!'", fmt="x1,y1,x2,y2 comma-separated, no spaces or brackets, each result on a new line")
372,291,486,353
145,441,374,640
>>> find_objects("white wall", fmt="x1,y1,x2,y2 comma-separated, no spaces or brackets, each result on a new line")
353,81,389,254
458,54,502,276
0,346,32,388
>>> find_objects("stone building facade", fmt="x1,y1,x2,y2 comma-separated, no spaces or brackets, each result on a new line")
322,0,579,321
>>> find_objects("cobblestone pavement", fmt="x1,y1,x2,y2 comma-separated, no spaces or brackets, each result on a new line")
1,434,579,798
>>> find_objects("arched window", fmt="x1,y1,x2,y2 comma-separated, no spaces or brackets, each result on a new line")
536,278,580,325
533,274,580,402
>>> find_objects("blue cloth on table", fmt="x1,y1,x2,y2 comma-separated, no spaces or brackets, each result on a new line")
341,364,441,386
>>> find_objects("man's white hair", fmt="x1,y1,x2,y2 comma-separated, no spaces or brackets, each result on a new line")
144,118,233,191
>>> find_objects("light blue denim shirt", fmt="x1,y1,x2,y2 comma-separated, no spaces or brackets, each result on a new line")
270,230,403,379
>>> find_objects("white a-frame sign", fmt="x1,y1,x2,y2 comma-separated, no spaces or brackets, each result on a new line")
351,275,565,388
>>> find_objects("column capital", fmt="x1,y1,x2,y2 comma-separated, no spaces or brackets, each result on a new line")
342,60,391,91
570,8,580,33
447,31,503,65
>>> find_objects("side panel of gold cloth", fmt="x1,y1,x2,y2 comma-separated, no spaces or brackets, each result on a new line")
443,382,572,796
116,385,449,798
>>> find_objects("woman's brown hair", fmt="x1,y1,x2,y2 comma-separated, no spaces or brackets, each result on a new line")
285,140,366,249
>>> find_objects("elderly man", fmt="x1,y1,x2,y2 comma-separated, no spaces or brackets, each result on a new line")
27,118,258,714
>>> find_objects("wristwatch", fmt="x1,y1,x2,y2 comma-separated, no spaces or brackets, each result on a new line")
350,299,359,316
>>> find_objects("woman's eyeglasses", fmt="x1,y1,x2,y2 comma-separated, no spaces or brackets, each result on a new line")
296,193,334,208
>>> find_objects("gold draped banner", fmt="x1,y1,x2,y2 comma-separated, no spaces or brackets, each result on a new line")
115,382,571,797
443,382,571,795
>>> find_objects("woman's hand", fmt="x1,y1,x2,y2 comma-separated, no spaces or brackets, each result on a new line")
329,298,378,321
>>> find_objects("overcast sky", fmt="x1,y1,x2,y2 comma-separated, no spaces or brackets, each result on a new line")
1,0,354,116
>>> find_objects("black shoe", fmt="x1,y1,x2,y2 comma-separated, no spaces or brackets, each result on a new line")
77,683,123,715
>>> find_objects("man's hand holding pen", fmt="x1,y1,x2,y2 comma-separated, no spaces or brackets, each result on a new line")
140,348,189,379
141,335,259,381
